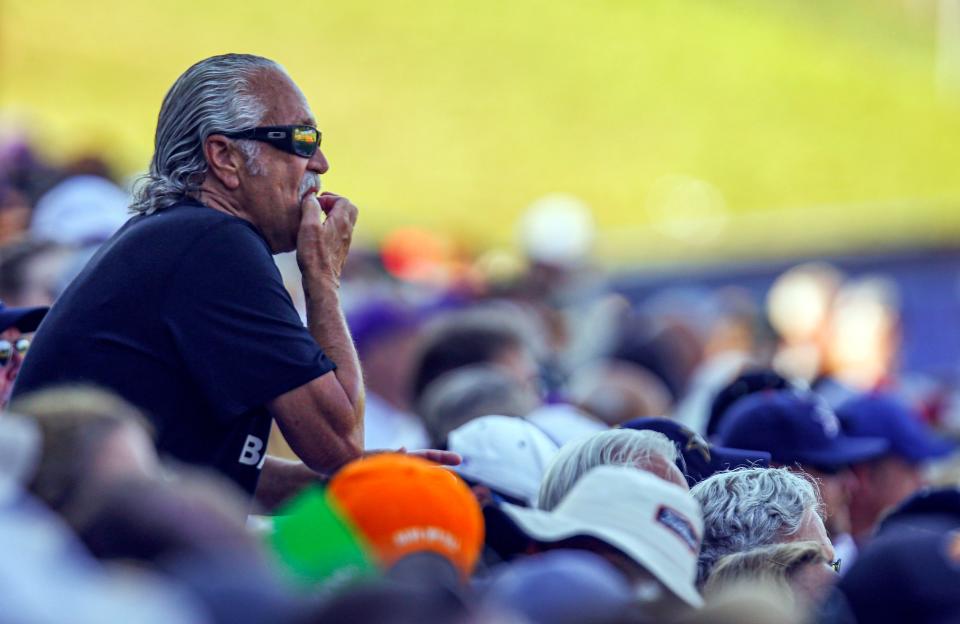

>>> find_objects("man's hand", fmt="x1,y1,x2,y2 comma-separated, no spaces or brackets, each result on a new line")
296,192,358,287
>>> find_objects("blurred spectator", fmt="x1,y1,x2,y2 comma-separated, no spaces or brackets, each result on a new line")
494,466,704,616
0,300,48,408
837,392,956,548
824,530,960,624
567,359,673,426
691,467,834,585
348,299,428,450
327,454,485,581
875,486,960,538
0,240,74,307
621,417,770,487
417,364,541,447
0,185,32,245
447,415,559,507
715,390,888,553
537,429,686,511
703,541,837,611
481,550,635,624
705,368,793,440
410,304,544,408
29,174,131,247
523,403,606,447
9,386,159,518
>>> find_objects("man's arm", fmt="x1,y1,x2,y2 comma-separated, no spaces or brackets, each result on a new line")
267,193,365,473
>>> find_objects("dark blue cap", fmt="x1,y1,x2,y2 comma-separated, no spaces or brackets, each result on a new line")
621,417,771,487
0,302,47,333
716,390,889,470
828,530,960,624
706,369,791,440
836,393,956,465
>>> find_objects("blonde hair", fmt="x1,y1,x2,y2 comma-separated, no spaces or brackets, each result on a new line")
703,541,827,601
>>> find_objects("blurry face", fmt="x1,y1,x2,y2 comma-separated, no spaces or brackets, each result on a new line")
789,560,838,607
790,508,836,564
803,465,856,537
494,344,542,397
0,327,25,409
236,69,330,253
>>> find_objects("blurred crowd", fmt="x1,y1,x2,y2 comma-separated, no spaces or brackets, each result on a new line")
5,134,960,624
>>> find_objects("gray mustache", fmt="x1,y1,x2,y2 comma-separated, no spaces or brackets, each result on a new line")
299,173,321,196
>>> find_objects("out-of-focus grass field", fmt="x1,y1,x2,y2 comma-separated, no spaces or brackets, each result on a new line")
2,0,960,264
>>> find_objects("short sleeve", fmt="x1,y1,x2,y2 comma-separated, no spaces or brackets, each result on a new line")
162,220,335,422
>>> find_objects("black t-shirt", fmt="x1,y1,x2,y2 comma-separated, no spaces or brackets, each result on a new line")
12,200,336,496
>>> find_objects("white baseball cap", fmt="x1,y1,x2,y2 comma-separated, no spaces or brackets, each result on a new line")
499,466,704,607
449,415,559,506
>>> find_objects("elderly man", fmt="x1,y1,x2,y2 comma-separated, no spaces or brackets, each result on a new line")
0,301,47,409
691,467,836,585
12,54,364,508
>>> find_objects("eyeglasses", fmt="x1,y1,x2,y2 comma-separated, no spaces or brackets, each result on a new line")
0,338,29,367
221,125,321,158
829,558,842,573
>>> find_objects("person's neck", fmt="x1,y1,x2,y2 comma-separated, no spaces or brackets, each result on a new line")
198,184,249,222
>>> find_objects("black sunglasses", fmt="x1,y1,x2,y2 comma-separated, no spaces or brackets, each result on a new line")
221,125,321,158
0,338,29,367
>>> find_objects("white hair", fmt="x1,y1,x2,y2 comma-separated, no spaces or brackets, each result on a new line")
131,53,282,215
690,467,823,586
537,429,679,511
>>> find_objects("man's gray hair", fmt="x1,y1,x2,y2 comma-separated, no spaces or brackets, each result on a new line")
690,467,822,586
131,53,282,215
537,428,679,511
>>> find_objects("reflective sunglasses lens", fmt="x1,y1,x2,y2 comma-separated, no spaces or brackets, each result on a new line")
292,127,319,157
14,338,29,355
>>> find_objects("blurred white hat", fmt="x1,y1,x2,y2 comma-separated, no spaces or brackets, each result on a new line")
449,415,559,506
30,175,131,246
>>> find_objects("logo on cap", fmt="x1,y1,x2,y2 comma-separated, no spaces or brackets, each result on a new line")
656,505,699,553
812,401,840,439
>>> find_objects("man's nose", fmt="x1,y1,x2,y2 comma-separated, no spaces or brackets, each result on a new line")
309,148,329,175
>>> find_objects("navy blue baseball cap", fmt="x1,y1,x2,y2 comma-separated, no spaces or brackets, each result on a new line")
621,417,771,487
836,393,956,465
706,369,792,440
716,390,889,470
0,302,47,333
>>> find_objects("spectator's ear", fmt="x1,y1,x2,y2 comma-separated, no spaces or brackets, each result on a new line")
202,135,243,190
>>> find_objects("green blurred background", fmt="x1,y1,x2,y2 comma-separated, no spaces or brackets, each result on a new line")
3,0,959,264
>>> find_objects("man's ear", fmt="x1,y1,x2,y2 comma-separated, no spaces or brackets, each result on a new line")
202,135,243,190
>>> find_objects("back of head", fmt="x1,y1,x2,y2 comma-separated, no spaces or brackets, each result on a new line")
9,385,155,515
131,53,282,215
703,541,829,609
690,467,821,584
410,305,540,405
417,364,541,447
538,428,681,511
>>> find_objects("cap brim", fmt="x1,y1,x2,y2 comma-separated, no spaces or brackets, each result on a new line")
901,435,957,464
796,435,889,468
499,504,703,608
0,307,48,332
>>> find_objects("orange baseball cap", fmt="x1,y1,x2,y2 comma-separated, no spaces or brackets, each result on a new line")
327,454,485,579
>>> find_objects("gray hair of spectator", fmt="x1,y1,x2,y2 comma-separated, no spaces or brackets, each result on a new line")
703,541,827,601
417,363,541,447
690,467,822,586
537,428,680,511
131,53,281,215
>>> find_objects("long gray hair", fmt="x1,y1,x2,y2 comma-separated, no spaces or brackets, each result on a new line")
131,53,281,215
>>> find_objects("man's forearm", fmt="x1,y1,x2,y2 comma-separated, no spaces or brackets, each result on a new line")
303,277,365,442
